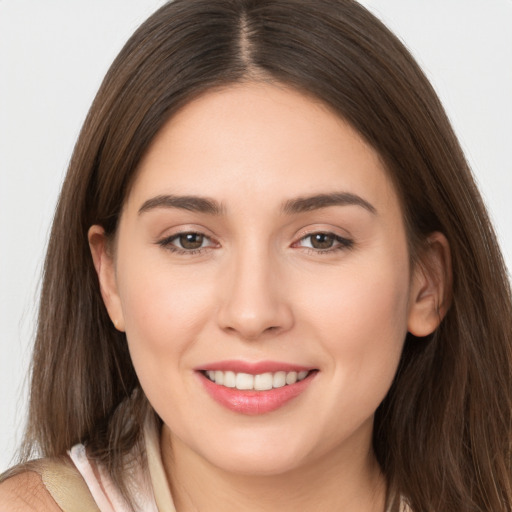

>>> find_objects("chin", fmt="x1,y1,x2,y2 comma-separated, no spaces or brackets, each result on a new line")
189,429,318,477
206,449,310,477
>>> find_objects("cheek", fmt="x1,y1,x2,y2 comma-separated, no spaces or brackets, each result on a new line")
298,257,410,409
302,253,409,334
114,247,216,381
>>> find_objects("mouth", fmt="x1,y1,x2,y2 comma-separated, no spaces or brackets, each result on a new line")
201,369,312,391
196,364,318,415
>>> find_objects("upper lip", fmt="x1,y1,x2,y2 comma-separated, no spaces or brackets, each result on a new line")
196,360,316,375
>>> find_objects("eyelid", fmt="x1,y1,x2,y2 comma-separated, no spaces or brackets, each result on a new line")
155,225,353,255
156,229,219,254
291,228,354,253
293,223,352,239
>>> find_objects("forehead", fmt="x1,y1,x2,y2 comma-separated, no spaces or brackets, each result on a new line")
126,82,399,216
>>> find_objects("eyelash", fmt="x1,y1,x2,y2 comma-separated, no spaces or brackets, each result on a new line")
157,232,217,255
157,231,354,255
294,232,354,254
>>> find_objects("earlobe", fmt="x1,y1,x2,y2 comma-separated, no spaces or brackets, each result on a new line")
407,232,452,337
88,225,125,332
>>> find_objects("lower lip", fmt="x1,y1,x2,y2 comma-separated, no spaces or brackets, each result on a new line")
198,371,317,415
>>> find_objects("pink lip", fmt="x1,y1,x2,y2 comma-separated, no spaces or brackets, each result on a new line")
196,362,318,415
197,360,313,375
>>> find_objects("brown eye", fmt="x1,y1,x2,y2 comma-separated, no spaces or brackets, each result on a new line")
294,232,353,252
157,231,217,253
310,233,335,249
178,233,205,250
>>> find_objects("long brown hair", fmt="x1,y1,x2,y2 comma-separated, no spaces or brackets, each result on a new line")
9,0,512,509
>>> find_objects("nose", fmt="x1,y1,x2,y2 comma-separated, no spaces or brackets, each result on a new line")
216,247,294,340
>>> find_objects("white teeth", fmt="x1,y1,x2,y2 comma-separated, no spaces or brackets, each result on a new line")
224,371,236,388
286,371,297,385
235,373,254,390
272,371,286,389
204,369,311,390
254,373,273,391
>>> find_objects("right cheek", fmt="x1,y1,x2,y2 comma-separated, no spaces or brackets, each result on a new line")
121,275,215,348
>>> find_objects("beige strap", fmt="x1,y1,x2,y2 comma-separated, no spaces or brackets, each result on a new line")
144,418,176,511
30,457,100,512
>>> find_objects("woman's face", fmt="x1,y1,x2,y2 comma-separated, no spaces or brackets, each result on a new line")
91,83,441,476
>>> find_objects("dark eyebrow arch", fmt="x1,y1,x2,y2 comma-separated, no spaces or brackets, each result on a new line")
138,195,224,215
282,192,377,215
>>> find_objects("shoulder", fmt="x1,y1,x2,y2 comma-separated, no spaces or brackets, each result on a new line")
0,456,100,512
0,470,62,511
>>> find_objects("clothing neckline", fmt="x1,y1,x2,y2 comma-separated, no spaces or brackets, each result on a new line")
70,415,410,512
144,416,176,511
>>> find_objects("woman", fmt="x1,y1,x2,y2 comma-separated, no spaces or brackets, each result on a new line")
1,0,511,511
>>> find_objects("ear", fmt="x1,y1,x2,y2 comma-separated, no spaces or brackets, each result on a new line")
88,225,125,332
407,232,452,337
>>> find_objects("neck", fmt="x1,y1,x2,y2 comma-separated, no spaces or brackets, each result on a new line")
161,427,387,512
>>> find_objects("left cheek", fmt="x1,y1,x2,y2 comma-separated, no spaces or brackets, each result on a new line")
305,268,409,384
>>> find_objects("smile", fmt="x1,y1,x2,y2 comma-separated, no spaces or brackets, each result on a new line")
197,363,318,415
203,370,310,391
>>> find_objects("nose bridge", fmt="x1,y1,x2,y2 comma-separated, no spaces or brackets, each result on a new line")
217,239,293,339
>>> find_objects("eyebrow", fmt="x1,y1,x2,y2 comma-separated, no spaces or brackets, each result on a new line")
281,192,376,215
138,195,224,215
138,191,376,216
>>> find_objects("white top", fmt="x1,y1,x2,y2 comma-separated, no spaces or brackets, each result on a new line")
68,418,175,512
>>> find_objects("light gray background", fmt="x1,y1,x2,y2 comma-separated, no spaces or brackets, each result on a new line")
1,1,511,472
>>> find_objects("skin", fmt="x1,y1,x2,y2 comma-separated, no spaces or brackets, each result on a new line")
89,82,449,512
0,472,62,511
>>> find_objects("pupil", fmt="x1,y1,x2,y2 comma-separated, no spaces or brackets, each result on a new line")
311,233,334,249
180,233,203,249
